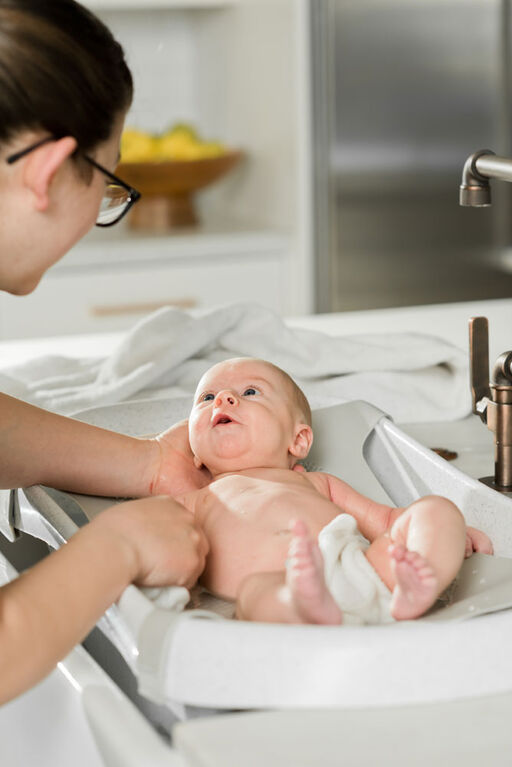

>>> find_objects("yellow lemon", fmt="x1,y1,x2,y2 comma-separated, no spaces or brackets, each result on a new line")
155,133,201,161
121,125,228,163
196,141,225,158
164,123,199,142
120,129,157,162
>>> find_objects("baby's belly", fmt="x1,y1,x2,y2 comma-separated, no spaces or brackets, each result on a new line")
198,484,340,600
200,521,291,600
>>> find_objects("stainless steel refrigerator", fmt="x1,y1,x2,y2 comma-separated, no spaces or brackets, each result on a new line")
311,0,512,312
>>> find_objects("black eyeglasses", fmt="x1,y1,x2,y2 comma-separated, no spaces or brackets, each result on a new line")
6,136,141,227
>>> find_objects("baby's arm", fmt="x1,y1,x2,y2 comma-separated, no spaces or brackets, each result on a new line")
322,473,403,541
321,473,493,554
465,526,493,555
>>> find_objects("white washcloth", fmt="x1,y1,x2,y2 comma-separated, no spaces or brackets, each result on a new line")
318,513,394,625
0,302,470,422
141,585,190,611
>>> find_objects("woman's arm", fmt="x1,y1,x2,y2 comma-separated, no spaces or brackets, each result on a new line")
0,495,208,704
0,393,208,496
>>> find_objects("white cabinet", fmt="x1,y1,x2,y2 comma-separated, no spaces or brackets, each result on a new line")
0,230,287,339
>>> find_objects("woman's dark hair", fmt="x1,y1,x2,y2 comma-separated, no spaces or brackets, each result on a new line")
0,0,133,153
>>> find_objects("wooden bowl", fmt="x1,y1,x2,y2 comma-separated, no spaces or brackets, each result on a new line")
117,150,243,231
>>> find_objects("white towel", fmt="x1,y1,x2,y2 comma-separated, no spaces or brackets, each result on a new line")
0,302,470,422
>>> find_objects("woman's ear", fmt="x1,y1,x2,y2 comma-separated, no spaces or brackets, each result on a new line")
22,137,78,212
289,424,313,460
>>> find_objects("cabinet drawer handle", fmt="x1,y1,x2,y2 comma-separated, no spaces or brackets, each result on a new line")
89,298,198,317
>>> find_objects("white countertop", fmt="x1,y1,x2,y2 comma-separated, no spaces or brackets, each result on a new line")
287,297,512,359
0,331,121,368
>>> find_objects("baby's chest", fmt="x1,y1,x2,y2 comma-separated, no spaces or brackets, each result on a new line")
198,474,335,532
199,477,291,522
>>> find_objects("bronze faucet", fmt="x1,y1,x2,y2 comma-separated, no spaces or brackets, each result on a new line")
469,317,512,493
460,150,512,492
460,150,512,206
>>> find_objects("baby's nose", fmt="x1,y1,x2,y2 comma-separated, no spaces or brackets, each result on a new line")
215,390,238,407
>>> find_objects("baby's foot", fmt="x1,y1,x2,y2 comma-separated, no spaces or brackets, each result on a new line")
389,543,439,620
286,519,342,625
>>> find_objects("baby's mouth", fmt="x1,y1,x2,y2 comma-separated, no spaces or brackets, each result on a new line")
212,413,237,427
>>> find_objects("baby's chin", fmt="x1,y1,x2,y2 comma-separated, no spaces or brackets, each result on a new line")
201,451,262,475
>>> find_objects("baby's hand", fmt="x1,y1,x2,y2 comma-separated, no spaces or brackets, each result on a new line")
465,526,493,557
150,420,212,496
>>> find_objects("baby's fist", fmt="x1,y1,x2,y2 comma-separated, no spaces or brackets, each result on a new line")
465,526,493,557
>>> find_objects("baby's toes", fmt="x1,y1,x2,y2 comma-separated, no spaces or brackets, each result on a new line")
404,549,427,570
288,536,312,564
289,518,309,538
405,551,437,584
388,542,407,562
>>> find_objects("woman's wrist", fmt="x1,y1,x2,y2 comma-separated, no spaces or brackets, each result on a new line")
87,433,163,500
146,436,164,496
128,436,163,497
83,505,141,586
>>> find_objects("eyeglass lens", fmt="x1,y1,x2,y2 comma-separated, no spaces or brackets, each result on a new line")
96,183,131,226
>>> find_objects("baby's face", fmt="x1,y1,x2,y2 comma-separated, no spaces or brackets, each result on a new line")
189,359,304,476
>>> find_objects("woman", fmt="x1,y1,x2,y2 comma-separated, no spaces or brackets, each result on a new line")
0,0,209,704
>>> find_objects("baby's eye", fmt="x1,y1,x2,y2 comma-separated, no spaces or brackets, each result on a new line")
243,387,260,397
201,393,215,402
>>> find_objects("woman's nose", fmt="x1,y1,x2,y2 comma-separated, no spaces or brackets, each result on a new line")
215,390,238,407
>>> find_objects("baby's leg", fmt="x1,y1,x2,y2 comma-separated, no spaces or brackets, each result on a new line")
236,520,342,625
366,496,466,620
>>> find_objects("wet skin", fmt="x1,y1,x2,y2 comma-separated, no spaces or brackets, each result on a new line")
177,466,341,600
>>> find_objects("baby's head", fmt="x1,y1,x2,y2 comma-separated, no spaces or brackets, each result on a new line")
189,357,312,477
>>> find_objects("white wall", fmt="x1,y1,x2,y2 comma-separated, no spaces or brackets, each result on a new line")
194,0,314,312
99,9,198,133
192,1,298,233
98,2,310,239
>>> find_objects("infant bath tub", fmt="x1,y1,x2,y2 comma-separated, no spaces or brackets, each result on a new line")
5,397,512,721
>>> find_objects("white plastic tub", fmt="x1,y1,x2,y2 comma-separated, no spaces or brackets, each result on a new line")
5,397,512,718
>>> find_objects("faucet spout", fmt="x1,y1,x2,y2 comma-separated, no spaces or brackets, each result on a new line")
492,351,512,387
459,150,496,206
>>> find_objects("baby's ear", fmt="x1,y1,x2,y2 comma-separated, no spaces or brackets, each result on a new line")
289,424,313,460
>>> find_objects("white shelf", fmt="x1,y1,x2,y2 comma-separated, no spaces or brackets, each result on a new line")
84,0,236,9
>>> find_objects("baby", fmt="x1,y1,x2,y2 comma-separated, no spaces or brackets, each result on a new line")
172,357,493,625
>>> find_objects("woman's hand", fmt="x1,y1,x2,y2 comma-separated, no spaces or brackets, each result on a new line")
99,495,209,589
146,419,211,497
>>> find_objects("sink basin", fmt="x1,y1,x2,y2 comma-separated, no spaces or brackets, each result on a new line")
400,415,495,482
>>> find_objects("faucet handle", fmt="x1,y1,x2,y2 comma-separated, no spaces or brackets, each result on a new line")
469,316,491,415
